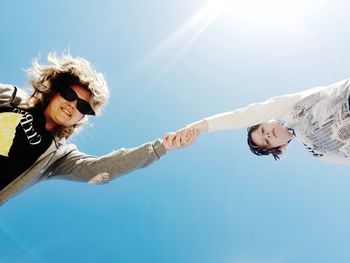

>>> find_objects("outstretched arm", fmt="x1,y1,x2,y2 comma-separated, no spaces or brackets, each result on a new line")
163,90,310,149
48,134,188,184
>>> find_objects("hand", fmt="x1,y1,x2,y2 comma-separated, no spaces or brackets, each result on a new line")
162,120,208,151
162,128,196,151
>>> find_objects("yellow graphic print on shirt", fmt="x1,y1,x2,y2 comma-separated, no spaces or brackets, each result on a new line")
0,112,22,157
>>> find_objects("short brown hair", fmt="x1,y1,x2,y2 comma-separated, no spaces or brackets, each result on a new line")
247,124,283,160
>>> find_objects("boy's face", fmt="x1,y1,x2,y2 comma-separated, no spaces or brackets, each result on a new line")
250,120,293,150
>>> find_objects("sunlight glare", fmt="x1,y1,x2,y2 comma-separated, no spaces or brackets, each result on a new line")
140,1,222,76
217,0,316,28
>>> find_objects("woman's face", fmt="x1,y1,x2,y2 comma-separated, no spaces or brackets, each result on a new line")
44,85,92,131
250,120,293,149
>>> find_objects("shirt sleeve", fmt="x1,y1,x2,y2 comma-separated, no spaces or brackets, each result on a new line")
48,139,167,184
204,91,308,132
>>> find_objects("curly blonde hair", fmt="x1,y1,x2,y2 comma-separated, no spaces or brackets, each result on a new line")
24,52,109,140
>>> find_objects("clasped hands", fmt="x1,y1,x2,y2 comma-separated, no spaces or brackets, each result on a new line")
162,120,208,151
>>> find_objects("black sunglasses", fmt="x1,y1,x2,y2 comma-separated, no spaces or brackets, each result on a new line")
59,87,95,115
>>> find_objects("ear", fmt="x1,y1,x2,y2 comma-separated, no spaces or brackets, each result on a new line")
278,143,289,152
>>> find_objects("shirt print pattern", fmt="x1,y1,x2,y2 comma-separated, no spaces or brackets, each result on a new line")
290,87,350,159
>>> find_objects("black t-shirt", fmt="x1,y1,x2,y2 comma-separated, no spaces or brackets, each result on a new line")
0,107,53,190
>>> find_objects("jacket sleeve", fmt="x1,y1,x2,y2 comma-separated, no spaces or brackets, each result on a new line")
0,84,16,103
48,139,167,184
0,83,28,106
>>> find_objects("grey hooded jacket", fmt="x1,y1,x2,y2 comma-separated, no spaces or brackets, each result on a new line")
0,84,167,205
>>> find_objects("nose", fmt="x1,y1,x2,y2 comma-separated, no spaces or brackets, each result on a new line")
67,100,77,110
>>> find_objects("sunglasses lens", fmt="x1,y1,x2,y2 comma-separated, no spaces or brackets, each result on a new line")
60,88,77,102
77,100,95,115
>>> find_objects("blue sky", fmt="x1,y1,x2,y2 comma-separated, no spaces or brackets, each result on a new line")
1,0,350,262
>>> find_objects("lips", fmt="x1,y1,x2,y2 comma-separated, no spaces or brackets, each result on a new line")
272,128,277,138
61,107,72,117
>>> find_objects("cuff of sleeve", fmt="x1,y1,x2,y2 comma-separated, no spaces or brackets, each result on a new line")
152,139,167,159
203,118,213,132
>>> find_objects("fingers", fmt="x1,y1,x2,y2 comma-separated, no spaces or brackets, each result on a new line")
174,131,182,148
173,128,199,148
177,129,191,147
163,126,201,151
162,132,176,151
185,128,198,145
